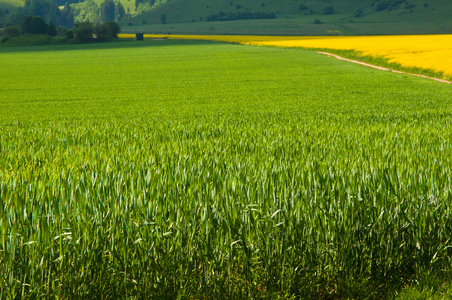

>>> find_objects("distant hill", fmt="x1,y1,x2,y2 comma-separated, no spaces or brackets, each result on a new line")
2,0,451,35
0,0,135,26
0,0,22,10
121,0,452,35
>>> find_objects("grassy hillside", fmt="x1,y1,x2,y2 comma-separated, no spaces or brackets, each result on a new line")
0,0,22,10
93,0,136,15
0,0,136,18
2,0,451,34
121,0,452,35
69,0,137,23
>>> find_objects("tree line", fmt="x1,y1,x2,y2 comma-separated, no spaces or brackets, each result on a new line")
1,13,120,45
72,0,126,24
134,0,166,15
0,0,73,29
206,11,276,22
0,0,128,30
372,0,408,11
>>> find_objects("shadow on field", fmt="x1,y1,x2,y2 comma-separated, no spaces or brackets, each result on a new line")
0,39,216,53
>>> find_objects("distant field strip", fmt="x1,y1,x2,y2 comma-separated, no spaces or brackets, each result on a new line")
119,34,452,80
317,51,452,84
250,35,452,79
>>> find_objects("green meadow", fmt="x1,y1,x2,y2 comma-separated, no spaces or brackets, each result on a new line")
123,0,452,35
1,40,452,299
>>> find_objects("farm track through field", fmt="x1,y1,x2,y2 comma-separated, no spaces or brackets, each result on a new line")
317,51,452,84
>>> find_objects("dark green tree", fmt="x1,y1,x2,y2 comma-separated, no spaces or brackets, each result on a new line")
95,21,120,38
59,2,74,28
160,13,166,24
4,10,24,27
22,15,48,34
23,0,60,24
115,1,125,21
22,15,34,33
65,29,74,39
353,8,364,17
73,22,94,41
372,0,405,11
100,0,115,22
0,8,8,26
47,20,57,36
2,25,22,38
107,21,120,37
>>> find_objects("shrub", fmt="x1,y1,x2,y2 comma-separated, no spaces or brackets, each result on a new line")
160,13,166,24
71,21,120,42
2,25,22,38
313,19,322,24
374,1,388,11
1,34,65,46
73,22,95,42
354,8,364,17
47,21,57,37
22,16,48,35
65,29,74,39
373,0,406,12
95,21,120,39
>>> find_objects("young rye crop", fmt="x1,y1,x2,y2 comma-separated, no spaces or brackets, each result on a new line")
248,35,452,79
119,34,452,81
1,40,452,298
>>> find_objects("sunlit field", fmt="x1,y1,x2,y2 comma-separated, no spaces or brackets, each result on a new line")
119,34,452,80
249,35,452,79
1,40,452,299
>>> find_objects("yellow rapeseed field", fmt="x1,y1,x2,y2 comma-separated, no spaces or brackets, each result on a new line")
118,34,452,78
248,35,452,77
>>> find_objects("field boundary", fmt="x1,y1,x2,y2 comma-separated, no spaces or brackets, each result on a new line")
317,51,452,84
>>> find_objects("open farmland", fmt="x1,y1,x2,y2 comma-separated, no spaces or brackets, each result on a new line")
247,34,452,82
120,34,452,82
1,40,452,298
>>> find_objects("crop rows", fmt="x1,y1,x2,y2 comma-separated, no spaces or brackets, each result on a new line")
1,40,452,298
119,34,452,82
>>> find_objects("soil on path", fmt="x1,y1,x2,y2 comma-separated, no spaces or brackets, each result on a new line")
317,52,452,84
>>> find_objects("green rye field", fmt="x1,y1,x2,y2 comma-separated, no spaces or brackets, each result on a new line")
1,40,452,299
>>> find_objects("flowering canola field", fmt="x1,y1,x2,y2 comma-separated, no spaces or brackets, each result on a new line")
250,35,452,78
119,34,452,79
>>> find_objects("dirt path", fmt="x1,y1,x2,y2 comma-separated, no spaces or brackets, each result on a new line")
317,51,452,84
